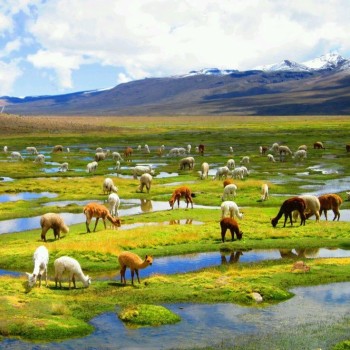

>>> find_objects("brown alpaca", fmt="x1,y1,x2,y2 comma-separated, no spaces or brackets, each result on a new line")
271,197,306,227
124,146,133,159
220,217,243,242
318,193,343,221
169,186,194,209
118,251,153,285
346,144,350,152
291,261,310,272
83,202,121,232
313,141,325,149
40,213,69,242
223,178,234,188
198,144,205,156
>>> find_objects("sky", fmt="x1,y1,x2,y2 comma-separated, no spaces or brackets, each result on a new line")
1,0,350,97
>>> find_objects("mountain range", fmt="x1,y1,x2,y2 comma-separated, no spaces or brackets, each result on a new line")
2,53,350,116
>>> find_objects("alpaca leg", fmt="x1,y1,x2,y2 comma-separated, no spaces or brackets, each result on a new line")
221,227,226,243
72,275,76,289
283,214,288,227
38,274,42,287
120,266,126,284
86,219,91,233
131,270,135,285
44,268,48,287
93,218,100,232
41,227,49,242
54,227,60,240
102,218,107,229
135,269,140,284
229,228,235,241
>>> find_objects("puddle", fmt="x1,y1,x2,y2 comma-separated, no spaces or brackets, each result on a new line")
1,281,349,349
300,176,350,195
0,192,57,203
0,177,14,182
307,164,341,175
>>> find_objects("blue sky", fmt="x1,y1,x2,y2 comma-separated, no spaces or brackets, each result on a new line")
1,0,350,97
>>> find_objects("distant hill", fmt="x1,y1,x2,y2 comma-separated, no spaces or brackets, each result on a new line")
2,53,350,116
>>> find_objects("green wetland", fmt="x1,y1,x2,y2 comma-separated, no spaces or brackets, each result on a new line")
0,115,349,350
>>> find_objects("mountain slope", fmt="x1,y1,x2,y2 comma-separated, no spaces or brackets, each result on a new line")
2,54,350,116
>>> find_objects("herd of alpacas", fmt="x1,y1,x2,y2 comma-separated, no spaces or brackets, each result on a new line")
12,141,346,290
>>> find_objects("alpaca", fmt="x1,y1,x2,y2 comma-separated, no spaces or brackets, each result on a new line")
259,146,268,155
54,256,91,289
198,144,205,156
292,195,320,222
26,245,49,288
318,193,343,221
200,162,209,179
271,197,306,228
124,146,133,159
52,145,63,153
313,141,325,149
108,193,120,217
179,156,195,170
223,178,234,188
103,177,118,195
83,202,121,232
169,186,194,209
220,217,243,242
261,183,269,201
118,251,153,285
40,213,69,242
221,201,243,220
222,184,237,201
138,173,152,193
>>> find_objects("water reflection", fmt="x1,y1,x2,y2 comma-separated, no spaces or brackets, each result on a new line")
0,192,57,203
1,282,349,350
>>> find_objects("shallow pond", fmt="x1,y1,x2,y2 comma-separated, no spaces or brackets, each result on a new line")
1,281,349,349
0,192,57,203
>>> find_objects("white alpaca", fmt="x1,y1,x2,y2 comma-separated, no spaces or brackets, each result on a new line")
33,154,45,164
58,162,69,172
54,256,91,289
222,184,237,201
103,177,118,195
144,144,150,153
293,149,307,161
261,183,269,201
221,201,243,220
11,151,23,161
200,162,209,179
115,160,121,171
138,173,152,193
26,246,49,288
213,166,231,180
187,144,191,154
112,152,124,161
26,146,38,155
293,195,321,222
267,154,276,162
3,145,8,153
240,156,250,165
132,165,155,179
86,161,98,173
226,159,235,170
108,193,120,217
229,146,233,153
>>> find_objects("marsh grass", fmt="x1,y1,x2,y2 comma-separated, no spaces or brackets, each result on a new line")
0,115,350,344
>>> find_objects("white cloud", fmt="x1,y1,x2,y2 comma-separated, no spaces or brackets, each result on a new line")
0,60,22,95
19,0,350,89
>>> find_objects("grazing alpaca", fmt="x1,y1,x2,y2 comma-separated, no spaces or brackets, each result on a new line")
26,245,49,288
271,197,306,227
221,200,243,220
200,162,209,179
261,183,269,201
169,186,194,209
83,202,121,232
118,251,153,285
346,144,350,152
313,141,325,149
124,146,133,159
54,256,91,289
40,213,69,242
318,193,343,221
292,195,321,222
220,217,243,242
198,144,205,156
223,178,234,188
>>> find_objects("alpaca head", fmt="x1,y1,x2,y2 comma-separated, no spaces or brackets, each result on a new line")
236,231,243,240
271,217,278,227
26,272,37,288
144,255,153,266
83,276,92,288
169,199,175,209
112,217,121,227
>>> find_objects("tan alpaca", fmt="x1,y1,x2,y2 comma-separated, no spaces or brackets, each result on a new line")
118,251,153,285
83,202,121,233
169,186,194,209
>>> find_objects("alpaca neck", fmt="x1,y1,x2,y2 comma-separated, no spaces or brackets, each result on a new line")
138,260,150,270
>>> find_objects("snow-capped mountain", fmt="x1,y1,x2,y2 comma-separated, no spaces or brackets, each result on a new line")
302,53,347,70
182,68,238,77
255,60,311,72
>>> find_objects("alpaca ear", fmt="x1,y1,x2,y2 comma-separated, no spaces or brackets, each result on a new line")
145,255,148,259
25,272,31,277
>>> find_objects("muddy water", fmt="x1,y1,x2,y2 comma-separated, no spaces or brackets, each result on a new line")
1,281,349,349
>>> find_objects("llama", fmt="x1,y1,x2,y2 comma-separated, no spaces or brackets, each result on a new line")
108,193,120,217
279,145,293,161
83,202,121,232
40,213,69,242
259,146,268,155
54,256,91,289
138,173,152,193
94,150,110,162
112,152,124,161
293,149,307,161
124,146,133,159
292,195,320,222
318,193,343,221
26,246,49,288
169,186,194,209
221,201,243,220
103,177,118,194
226,158,235,170
118,251,153,285
220,217,243,242
271,197,306,228
198,144,205,156
240,156,250,165
33,154,45,164
298,145,308,151
200,162,209,179
10,151,23,161
213,166,231,180
26,146,38,155
132,165,155,179
58,162,69,172
261,183,269,201
223,178,234,188
222,184,237,201
267,154,276,162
